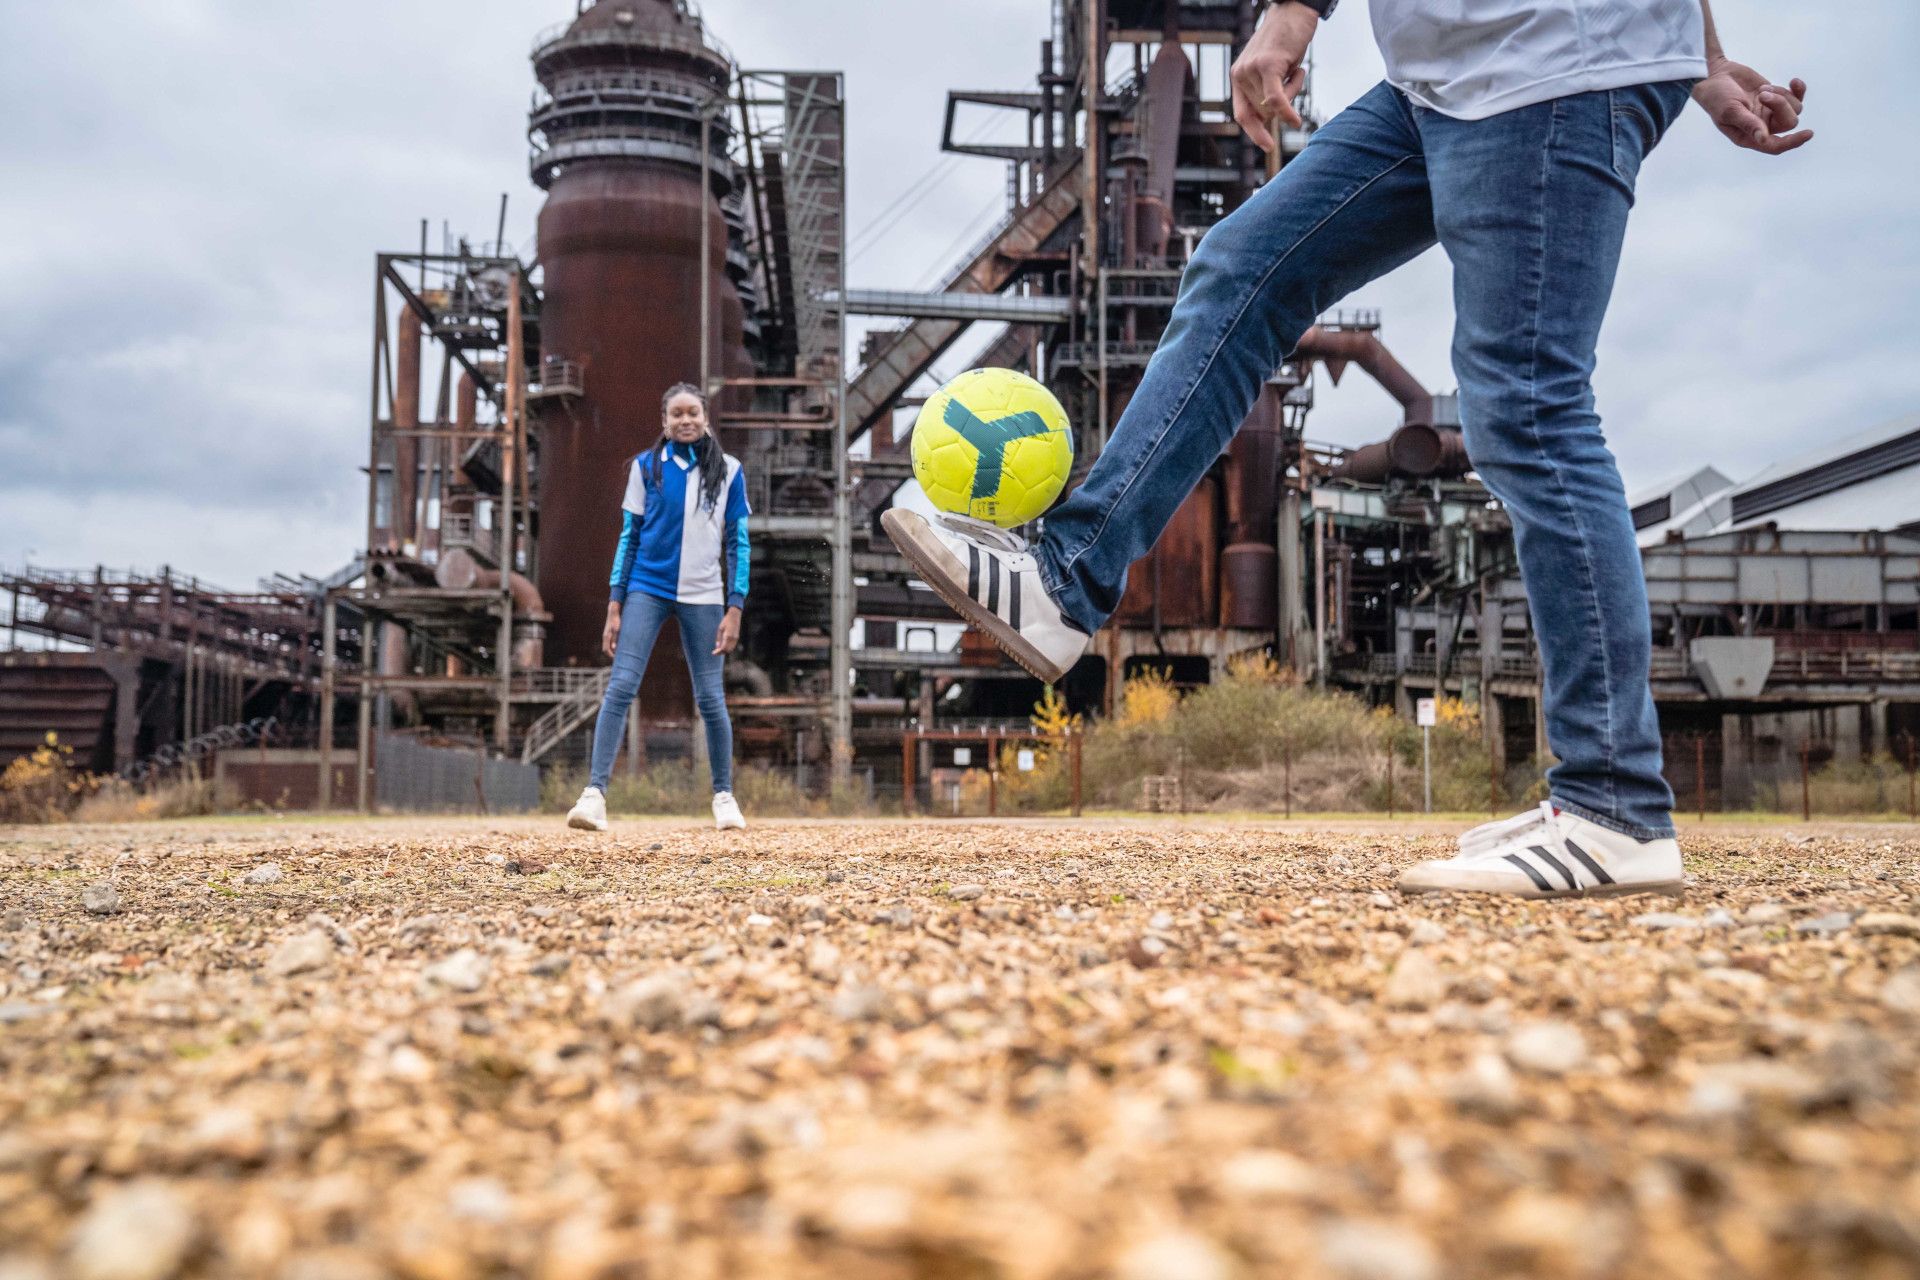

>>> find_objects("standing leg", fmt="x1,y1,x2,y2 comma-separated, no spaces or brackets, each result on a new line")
1421,82,1694,839
676,602,734,794
1036,82,1441,633
586,593,672,792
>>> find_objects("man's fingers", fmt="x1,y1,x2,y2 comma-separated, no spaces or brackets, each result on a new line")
1757,128,1814,155
1232,81,1278,153
1789,77,1808,103
1758,86,1800,132
1716,100,1771,147
1259,63,1305,130
1268,63,1306,130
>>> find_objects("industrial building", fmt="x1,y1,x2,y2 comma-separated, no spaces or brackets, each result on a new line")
3,0,1915,813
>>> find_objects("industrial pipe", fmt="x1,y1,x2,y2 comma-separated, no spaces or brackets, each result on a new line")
1293,327,1436,426
434,547,547,618
1331,423,1473,483
392,306,423,550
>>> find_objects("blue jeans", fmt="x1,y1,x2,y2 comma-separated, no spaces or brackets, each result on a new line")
587,593,733,793
1037,80,1692,838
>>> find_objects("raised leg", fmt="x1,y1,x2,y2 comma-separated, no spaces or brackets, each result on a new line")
1036,82,1440,633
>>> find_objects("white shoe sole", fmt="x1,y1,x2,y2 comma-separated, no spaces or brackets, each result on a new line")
567,812,607,832
715,819,746,831
881,508,1073,684
1398,875,1685,901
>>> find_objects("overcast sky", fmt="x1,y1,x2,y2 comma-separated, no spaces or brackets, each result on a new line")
1,1,1914,591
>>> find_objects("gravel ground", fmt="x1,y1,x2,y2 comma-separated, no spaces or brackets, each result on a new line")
2,814,1918,1280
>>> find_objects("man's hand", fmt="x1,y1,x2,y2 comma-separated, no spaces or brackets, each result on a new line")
1231,1,1319,154
713,606,742,656
602,603,621,659
1693,61,1811,155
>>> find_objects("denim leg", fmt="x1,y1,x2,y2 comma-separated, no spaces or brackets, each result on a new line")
1036,82,1440,633
586,593,673,791
675,602,734,794
1420,83,1692,839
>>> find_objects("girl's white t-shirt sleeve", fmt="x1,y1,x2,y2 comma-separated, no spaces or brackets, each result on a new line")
621,458,646,516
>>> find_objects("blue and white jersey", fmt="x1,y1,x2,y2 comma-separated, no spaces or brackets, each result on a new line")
608,440,751,608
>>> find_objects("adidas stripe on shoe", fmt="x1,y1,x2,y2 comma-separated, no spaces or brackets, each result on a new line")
881,508,1089,683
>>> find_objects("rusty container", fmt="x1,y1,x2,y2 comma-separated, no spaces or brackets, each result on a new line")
1220,385,1284,630
1115,476,1219,629
529,0,748,670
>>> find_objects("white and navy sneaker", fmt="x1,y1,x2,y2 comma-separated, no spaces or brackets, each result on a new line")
880,508,1090,683
712,791,746,831
567,786,608,832
1399,806,1684,900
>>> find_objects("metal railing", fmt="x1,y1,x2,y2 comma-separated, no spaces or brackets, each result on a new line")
519,669,613,763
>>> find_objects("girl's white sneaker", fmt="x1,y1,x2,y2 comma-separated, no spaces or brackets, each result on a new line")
566,786,608,832
1399,807,1684,900
712,791,746,831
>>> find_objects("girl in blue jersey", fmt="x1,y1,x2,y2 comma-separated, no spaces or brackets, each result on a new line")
568,383,751,832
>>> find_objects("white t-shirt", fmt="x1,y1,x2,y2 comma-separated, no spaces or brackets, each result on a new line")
1368,0,1708,120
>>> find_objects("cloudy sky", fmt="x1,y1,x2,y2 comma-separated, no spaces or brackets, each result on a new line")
1,1,1914,593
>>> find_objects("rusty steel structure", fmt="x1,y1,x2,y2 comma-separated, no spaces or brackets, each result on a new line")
1,565,342,773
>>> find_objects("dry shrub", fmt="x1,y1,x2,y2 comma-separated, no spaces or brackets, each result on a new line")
0,734,96,824
1078,665,1508,814
71,774,233,823
1806,754,1916,817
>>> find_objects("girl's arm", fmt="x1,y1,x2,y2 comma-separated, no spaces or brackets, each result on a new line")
605,461,647,656
721,468,750,612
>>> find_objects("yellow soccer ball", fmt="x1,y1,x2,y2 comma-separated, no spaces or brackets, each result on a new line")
910,367,1073,528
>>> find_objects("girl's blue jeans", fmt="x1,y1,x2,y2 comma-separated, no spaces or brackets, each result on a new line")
588,592,733,794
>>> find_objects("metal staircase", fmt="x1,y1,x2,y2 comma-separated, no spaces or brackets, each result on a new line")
518,668,611,763
843,156,1084,442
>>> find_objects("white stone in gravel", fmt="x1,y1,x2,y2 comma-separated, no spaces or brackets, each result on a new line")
241,863,283,886
447,1176,513,1224
1504,1021,1587,1075
831,984,887,1022
1442,1052,1521,1120
421,949,490,993
0,1254,56,1280
265,930,333,977
805,941,842,982
1702,908,1737,928
529,953,571,977
1881,968,1920,1015
1407,920,1447,947
1217,1150,1318,1199
1380,949,1446,1010
948,883,985,901
1856,913,1920,939
1793,912,1854,935
1319,1218,1438,1280
604,974,687,1031
1117,1232,1233,1280
1370,892,1395,909
67,1180,194,1280
744,912,777,928
1630,912,1702,930
80,883,123,916
1742,903,1789,924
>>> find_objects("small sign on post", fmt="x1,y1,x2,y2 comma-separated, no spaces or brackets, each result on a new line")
953,747,972,767
1016,748,1036,773
1416,698,1436,814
